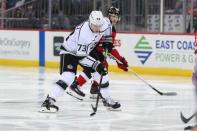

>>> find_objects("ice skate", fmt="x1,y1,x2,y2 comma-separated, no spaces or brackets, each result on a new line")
89,82,99,99
89,81,104,99
102,97,121,110
66,81,85,101
39,95,59,113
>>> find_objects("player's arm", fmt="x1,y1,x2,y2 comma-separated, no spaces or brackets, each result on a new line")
95,35,114,53
109,48,128,71
96,37,128,71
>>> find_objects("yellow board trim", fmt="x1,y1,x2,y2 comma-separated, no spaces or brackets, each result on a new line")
45,61,192,76
0,59,38,67
1,60,191,76
109,66,192,76
45,61,59,68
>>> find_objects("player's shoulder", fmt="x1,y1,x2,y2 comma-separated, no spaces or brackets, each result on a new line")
75,20,88,29
104,17,111,24
100,17,112,32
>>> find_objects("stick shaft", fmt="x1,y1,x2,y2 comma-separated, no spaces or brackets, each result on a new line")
108,52,177,96
128,70,163,95
90,50,108,115
108,53,163,95
95,75,103,110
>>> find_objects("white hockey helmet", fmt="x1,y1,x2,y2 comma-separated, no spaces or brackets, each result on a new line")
89,11,104,26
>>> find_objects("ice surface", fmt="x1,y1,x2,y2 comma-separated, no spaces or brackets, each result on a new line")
0,66,195,131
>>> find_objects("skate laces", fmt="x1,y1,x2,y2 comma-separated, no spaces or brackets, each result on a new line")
76,85,82,91
68,83,85,97
73,84,83,93
46,96,56,104
71,83,80,91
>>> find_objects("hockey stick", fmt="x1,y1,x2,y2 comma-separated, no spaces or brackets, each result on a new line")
180,112,197,123
90,74,103,116
90,50,108,116
128,69,177,96
108,53,177,96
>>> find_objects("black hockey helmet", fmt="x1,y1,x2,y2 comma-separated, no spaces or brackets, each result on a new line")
107,6,120,16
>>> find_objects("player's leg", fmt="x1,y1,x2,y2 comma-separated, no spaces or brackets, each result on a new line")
93,72,121,110
40,54,78,112
67,69,93,100
67,55,103,99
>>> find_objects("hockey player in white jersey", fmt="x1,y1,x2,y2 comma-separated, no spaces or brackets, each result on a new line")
39,11,110,113
67,7,128,110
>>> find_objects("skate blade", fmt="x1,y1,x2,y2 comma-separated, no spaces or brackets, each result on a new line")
38,107,58,113
107,107,122,111
66,91,84,101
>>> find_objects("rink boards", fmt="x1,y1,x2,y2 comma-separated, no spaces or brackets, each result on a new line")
0,30,195,76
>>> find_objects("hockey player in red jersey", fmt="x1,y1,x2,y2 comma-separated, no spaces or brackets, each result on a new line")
67,7,128,110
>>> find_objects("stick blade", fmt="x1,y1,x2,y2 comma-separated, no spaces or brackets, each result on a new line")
180,112,188,123
90,112,96,116
163,92,177,96
180,112,197,123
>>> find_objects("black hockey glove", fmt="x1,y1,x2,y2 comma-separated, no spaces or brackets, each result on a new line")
92,61,107,75
102,42,114,52
96,63,107,75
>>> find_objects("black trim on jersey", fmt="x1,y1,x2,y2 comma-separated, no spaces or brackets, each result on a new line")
77,22,85,41
81,56,96,67
60,45,67,52
66,30,74,41
60,45,86,58
86,56,96,63
104,35,113,38
99,26,111,33
88,23,94,33
65,21,86,42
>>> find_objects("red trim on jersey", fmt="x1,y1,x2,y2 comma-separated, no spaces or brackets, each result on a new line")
77,75,87,87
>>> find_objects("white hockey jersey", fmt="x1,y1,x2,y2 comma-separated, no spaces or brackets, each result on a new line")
60,18,112,57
